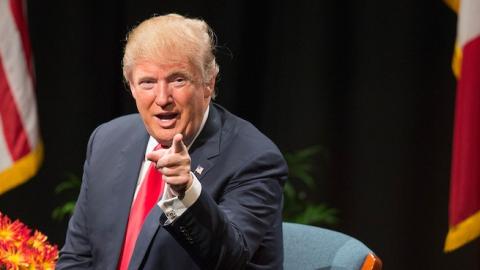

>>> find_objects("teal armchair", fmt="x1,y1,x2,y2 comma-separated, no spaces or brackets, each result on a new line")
283,222,382,270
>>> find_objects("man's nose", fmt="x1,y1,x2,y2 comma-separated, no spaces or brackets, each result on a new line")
154,82,172,106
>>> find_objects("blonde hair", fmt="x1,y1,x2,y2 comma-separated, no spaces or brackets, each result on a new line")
122,14,219,93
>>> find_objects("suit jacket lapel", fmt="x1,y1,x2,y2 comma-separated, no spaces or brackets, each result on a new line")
128,206,163,270
107,121,149,268
189,104,221,181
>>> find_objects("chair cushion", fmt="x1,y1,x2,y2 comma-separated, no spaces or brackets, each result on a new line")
283,223,373,270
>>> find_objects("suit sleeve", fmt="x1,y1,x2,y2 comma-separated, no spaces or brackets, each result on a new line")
163,148,287,270
56,128,99,269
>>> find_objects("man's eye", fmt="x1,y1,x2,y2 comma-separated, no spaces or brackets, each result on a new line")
139,80,155,90
171,77,187,87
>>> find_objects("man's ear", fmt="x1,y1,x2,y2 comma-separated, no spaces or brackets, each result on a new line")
204,76,216,98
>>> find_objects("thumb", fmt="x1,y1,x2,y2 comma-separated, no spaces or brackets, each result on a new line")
146,147,167,162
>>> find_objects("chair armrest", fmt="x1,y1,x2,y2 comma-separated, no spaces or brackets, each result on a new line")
361,253,382,270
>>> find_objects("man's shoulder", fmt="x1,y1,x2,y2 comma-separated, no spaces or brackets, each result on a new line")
101,113,142,128
94,114,143,133
212,103,281,155
88,113,145,144
212,103,257,133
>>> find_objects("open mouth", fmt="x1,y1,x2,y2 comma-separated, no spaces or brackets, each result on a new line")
156,112,178,121
154,112,179,128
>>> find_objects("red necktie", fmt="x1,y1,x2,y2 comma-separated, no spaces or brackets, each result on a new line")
118,146,164,270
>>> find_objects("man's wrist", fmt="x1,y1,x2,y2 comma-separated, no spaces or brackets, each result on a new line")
180,172,201,207
158,172,202,223
169,173,194,199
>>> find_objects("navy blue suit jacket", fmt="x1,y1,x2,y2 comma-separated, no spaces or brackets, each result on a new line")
57,104,288,270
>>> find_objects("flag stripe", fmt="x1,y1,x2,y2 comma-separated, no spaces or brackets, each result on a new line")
0,0,39,150
0,121,13,172
8,0,33,78
0,56,30,160
449,35,480,224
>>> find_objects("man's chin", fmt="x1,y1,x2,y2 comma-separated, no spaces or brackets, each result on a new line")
149,128,190,147
149,132,174,147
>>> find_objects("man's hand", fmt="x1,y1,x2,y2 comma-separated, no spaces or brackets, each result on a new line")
146,134,192,195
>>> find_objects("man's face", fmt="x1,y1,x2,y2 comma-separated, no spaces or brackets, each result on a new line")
129,56,213,146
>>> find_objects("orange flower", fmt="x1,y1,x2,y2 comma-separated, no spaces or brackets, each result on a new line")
0,243,29,270
0,212,58,269
27,231,47,252
0,214,31,248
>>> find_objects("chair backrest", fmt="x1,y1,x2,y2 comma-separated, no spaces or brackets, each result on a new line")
283,222,382,270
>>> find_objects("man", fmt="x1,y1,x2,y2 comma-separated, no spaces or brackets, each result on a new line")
57,14,287,270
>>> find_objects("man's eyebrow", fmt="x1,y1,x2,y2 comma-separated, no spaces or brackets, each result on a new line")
137,75,157,82
166,71,193,81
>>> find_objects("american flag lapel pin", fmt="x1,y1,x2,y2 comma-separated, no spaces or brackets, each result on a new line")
195,165,204,175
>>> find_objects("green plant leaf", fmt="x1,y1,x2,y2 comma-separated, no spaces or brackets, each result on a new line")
283,145,339,226
52,201,76,221
52,173,82,221
54,174,81,194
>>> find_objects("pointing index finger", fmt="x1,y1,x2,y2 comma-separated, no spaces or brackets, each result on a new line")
172,134,186,153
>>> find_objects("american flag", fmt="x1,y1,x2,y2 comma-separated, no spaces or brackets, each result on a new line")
0,0,42,194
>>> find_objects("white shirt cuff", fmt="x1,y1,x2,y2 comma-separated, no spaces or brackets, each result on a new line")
157,172,202,223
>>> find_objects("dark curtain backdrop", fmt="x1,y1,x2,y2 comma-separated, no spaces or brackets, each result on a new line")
1,0,477,269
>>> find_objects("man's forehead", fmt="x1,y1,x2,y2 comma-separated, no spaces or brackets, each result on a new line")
133,58,196,76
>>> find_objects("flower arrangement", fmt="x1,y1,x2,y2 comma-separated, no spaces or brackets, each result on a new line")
0,212,58,270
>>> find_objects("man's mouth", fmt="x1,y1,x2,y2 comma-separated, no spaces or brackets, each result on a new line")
154,112,179,127
157,112,178,120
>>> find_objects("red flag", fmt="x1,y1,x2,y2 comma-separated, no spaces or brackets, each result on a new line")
0,0,43,194
445,0,480,252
